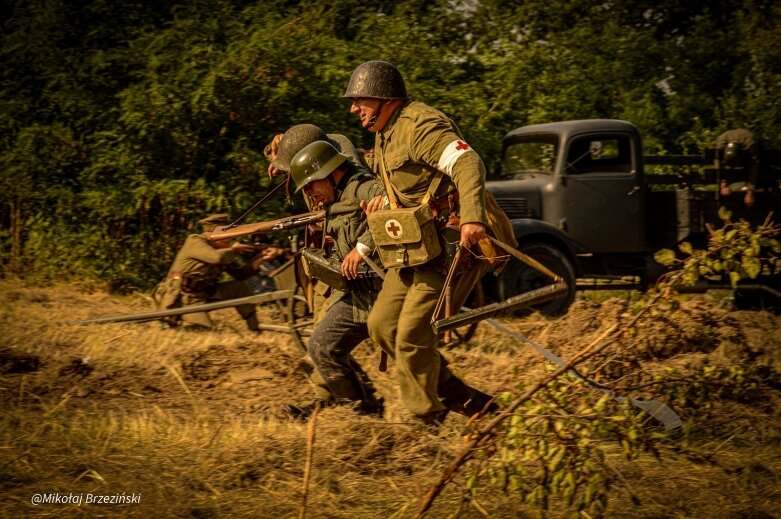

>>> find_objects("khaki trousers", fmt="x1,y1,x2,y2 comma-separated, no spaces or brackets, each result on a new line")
181,279,257,329
367,264,462,416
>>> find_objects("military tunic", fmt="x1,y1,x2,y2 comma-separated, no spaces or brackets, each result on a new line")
305,162,385,405
367,100,506,417
152,234,258,329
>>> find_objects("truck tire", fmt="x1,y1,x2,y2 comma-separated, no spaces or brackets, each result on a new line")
498,242,576,316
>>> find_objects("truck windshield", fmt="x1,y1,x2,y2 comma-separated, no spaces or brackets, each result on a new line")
501,137,558,177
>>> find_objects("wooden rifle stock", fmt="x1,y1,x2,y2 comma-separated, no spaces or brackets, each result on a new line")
208,210,325,240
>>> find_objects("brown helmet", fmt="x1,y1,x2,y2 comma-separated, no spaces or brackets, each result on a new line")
343,60,408,100
271,124,329,172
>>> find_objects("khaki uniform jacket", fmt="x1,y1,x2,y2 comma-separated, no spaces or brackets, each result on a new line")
373,101,487,225
373,100,516,253
153,234,239,310
318,162,385,322
170,234,238,279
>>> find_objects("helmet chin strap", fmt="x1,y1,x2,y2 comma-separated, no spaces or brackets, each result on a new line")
367,100,384,131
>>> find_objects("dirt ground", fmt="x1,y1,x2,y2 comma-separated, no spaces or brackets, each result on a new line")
1,280,780,518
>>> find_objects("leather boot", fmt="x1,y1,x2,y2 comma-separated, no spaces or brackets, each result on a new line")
282,399,335,421
282,398,384,422
438,376,498,418
461,387,499,417
245,314,261,333
416,409,450,427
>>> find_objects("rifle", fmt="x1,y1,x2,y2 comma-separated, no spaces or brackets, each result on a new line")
71,291,293,325
208,210,325,241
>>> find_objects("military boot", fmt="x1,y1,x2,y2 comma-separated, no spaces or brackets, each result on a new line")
438,376,498,418
282,399,336,422
354,397,385,419
244,313,262,334
461,387,499,417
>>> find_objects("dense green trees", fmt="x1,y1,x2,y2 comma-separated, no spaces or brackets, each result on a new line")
2,0,779,290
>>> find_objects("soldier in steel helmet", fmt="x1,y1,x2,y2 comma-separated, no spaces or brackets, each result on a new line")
344,60,516,425
715,128,762,207
281,140,386,420
263,123,366,179
152,213,279,331
261,124,378,397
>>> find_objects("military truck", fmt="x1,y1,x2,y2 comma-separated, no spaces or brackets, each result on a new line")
484,119,781,314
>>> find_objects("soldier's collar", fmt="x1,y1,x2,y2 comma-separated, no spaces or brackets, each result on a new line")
379,99,410,139
335,162,357,192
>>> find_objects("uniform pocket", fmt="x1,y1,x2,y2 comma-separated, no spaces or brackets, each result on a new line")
384,150,410,170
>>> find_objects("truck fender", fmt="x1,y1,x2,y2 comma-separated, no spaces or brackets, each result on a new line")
480,218,578,316
509,219,580,276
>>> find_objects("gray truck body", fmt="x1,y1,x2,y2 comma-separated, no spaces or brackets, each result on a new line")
485,119,780,313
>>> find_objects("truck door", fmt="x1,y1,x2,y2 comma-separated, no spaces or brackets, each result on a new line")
558,132,644,253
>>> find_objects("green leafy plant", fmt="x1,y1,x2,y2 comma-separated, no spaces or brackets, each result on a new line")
654,208,780,289
418,210,781,518
464,374,655,518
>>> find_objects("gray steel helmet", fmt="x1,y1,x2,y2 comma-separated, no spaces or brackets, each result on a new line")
343,60,408,100
724,141,742,164
290,141,348,193
271,124,329,171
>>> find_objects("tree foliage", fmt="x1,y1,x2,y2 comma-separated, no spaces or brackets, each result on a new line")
1,0,780,289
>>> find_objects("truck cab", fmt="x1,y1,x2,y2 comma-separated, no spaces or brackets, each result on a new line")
493,120,645,254
486,119,780,314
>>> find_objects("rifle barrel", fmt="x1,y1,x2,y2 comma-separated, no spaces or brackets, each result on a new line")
209,210,325,240
71,290,293,325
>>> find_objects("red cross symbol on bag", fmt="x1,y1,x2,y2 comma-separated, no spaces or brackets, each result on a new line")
385,219,403,239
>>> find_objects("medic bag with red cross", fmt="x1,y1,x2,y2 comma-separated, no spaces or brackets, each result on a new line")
367,167,443,268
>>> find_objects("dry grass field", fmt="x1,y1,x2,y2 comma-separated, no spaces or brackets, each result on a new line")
1,279,780,518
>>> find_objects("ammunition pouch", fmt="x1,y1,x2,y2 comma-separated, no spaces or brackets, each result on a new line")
301,248,381,293
180,273,216,296
152,278,182,311
367,203,442,268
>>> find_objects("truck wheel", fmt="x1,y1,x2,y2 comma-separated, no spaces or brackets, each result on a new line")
498,242,576,316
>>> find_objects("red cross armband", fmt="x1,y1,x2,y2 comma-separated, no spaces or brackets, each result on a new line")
436,140,473,176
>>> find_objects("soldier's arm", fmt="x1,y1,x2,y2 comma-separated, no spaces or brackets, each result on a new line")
355,178,386,253
341,180,383,280
187,236,237,265
409,113,488,226
360,147,376,172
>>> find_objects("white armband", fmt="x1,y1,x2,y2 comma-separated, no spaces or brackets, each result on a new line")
437,140,474,176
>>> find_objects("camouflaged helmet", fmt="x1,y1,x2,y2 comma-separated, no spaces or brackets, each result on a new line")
343,60,408,100
271,124,329,172
290,141,348,193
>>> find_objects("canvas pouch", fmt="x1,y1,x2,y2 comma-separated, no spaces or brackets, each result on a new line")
368,203,441,267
